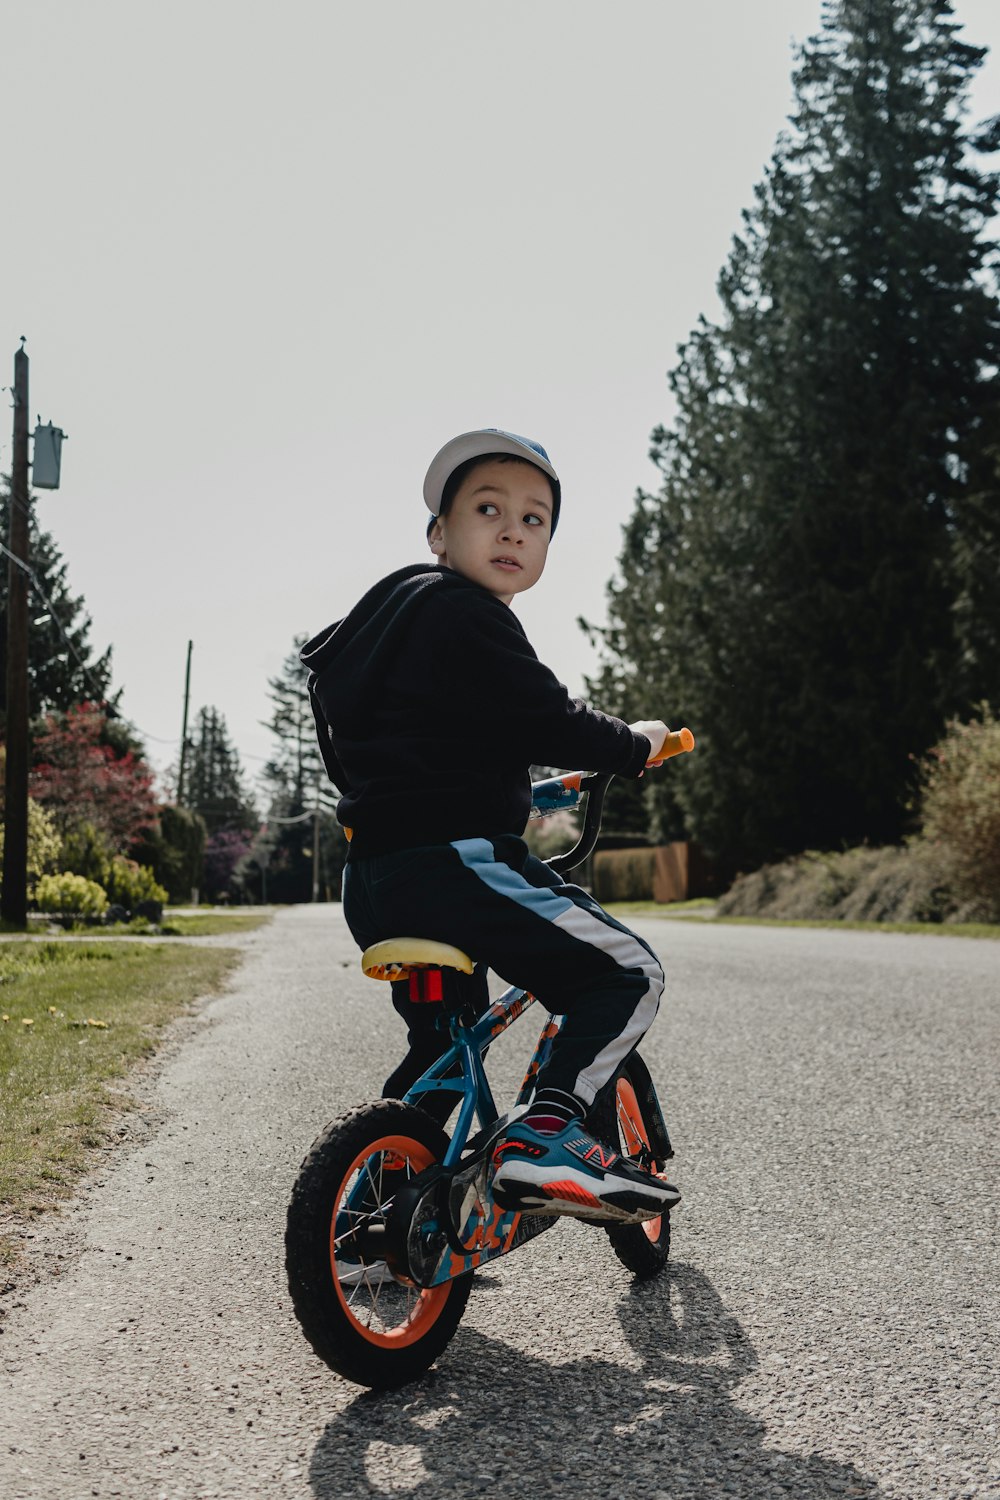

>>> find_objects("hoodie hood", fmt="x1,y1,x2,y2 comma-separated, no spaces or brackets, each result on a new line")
301,564,475,731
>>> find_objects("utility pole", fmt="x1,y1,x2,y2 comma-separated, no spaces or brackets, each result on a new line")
2,341,31,928
177,640,192,803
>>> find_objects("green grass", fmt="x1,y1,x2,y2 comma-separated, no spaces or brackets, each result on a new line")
159,911,271,937
607,902,1000,939
22,910,272,939
0,941,241,1263
704,914,1000,939
605,898,716,918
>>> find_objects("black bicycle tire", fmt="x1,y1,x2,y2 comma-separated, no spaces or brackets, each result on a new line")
590,1056,672,1279
285,1100,473,1389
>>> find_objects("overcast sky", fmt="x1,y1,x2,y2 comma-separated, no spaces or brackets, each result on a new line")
3,0,999,796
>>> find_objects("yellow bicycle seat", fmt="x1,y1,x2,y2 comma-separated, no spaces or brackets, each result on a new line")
361,938,475,982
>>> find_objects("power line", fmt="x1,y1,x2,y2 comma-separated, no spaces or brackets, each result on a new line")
0,538,320,787
0,535,165,753
0,536,105,697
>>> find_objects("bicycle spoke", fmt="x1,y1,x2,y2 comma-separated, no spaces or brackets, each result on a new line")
368,1270,385,1324
331,1153,430,1335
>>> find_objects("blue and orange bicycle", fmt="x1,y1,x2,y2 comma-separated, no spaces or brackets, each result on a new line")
285,729,695,1389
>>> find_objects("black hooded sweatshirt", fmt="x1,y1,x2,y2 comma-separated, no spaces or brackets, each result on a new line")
301,564,651,859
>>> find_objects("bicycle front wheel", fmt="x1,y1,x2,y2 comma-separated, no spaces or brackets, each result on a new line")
285,1100,472,1389
592,1055,672,1279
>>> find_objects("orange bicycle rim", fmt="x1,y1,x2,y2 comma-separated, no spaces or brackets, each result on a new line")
329,1133,452,1348
616,1078,663,1243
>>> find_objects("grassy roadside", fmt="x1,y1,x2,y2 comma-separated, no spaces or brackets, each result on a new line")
705,914,1000,938
606,898,716,918
16,910,273,939
161,911,271,937
606,901,1000,939
0,941,242,1266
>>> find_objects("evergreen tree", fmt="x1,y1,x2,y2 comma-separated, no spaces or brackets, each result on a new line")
131,804,206,905
594,0,1000,871
184,706,256,835
0,484,113,719
951,406,1000,703
261,635,337,814
580,618,685,845
258,636,344,902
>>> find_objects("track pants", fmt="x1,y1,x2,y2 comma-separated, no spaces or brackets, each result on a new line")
342,834,664,1109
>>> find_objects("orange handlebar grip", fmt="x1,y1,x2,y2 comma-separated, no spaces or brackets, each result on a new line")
647,727,695,765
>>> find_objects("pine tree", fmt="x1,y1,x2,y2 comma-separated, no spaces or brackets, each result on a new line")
261,635,336,814
594,0,1000,871
184,706,256,835
0,484,113,720
258,636,344,902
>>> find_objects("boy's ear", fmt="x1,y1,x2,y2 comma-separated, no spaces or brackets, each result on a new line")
428,517,445,557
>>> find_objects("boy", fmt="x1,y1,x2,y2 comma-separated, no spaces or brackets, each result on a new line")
302,429,679,1222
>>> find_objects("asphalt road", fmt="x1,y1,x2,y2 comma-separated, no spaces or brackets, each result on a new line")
1,906,997,1500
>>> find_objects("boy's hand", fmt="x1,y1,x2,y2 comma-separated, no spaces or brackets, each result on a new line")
629,720,670,763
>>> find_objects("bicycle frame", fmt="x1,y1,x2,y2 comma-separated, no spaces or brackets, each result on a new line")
335,990,563,1287
402,984,563,1169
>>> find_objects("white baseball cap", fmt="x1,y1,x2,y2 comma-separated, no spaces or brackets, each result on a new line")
423,429,562,533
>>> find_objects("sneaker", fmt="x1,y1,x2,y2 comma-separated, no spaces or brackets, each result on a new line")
490,1119,681,1224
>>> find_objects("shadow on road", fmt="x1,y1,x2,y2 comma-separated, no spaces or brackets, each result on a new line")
308,1262,883,1499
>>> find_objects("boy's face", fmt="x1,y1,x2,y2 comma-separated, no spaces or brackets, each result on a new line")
428,459,553,605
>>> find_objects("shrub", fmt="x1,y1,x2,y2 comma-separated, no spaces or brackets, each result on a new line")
717,844,959,924
60,824,167,914
203,829,253,901
715,708,1000,925
0,797,62,895
104,858,168,912
918,706,1000,919
60,821,114,886
34,872,109,917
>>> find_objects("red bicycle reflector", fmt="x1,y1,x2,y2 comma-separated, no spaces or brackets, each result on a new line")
409,969,444,1003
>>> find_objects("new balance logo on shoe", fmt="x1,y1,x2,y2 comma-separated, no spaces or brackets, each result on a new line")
578,1141,619,1170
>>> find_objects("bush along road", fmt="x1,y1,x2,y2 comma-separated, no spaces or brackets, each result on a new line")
0,905,997,1500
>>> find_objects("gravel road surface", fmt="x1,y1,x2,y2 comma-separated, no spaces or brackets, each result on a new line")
1,906,997,1500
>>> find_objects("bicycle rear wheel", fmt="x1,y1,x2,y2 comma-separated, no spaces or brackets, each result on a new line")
285,1100,472,1389
591,1055,672,1278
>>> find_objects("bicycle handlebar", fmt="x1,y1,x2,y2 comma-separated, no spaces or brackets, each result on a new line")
648,726,695,764
544,727,695,877
545,774,614,876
